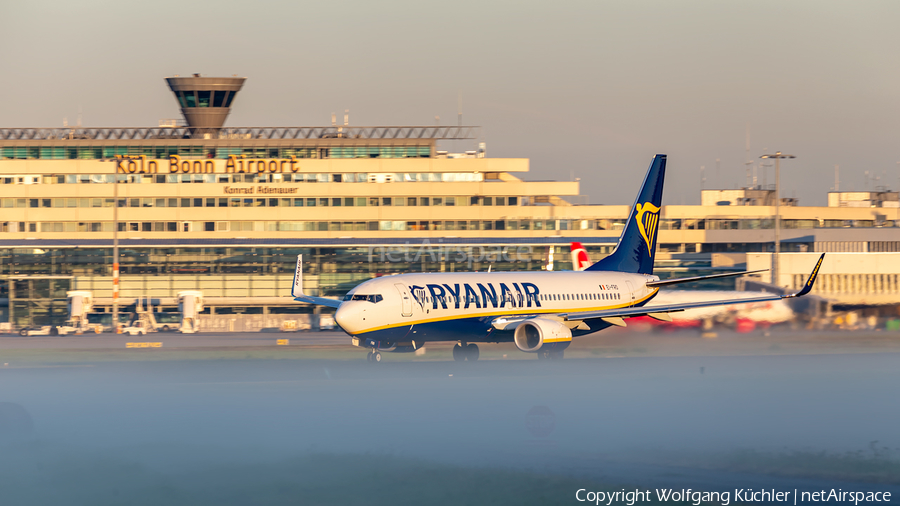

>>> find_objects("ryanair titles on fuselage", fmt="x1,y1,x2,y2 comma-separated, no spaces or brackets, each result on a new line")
409,282,542,310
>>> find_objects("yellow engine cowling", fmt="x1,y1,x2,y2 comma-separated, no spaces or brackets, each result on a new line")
513,318,572,353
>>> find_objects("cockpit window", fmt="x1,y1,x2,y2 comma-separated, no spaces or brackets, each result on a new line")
344,294,383,303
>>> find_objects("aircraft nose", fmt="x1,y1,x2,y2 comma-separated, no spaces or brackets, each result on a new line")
334,304,361,334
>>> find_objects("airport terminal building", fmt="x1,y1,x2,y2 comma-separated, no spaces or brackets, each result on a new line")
1,75,899,327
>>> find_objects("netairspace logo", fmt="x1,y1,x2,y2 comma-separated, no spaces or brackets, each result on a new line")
574,488,893,506
368,240,533,268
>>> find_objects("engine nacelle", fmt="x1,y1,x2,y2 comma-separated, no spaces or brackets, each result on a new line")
514,318,572,353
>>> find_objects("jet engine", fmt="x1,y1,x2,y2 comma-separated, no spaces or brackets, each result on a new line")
513,318,572,352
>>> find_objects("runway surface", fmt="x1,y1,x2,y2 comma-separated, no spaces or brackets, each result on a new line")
0,335,898,504
0,330,350,349
3,327,900,358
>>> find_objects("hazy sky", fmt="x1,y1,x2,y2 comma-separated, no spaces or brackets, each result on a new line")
2,1,898,205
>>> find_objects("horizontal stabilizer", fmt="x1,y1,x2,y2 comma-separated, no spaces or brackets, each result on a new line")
645,269,768,288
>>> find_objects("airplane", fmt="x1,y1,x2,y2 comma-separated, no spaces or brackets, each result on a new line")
291,154,825,362
570,241,592,271
566,242,794,329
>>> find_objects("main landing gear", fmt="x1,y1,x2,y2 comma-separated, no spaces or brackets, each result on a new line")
536,349,564,360
452,342,479,362
366,351,382,362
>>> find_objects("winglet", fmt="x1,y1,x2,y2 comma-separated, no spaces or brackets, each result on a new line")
785,253,825,298
289,254,343,308
291,254,303,297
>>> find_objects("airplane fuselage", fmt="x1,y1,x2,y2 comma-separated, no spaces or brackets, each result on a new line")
334,270,659,347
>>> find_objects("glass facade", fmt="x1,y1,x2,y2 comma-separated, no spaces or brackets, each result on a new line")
15,219,595,234
0,194,512,209
0,245,612,282
175,90,237,109
0,244,616,326
0,172,484,185
0,146,432,160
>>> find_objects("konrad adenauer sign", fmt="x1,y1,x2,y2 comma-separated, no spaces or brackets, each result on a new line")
223,186,298,194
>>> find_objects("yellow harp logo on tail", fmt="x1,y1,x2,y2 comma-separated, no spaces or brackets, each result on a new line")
635,202,660,256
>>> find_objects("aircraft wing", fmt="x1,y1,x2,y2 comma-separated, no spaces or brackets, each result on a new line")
293,294,342,309
562,253,824,324
645,268,768,288
291,254,342,309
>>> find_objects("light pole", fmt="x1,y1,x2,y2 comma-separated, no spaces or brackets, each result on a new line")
760,151,795,287
113,168,119,333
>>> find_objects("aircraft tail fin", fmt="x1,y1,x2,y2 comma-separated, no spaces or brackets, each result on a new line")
570,242,591,271
586,154,666,274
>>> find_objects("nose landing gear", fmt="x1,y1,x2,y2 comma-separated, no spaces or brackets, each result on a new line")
452,342,479,362
366,351,382,362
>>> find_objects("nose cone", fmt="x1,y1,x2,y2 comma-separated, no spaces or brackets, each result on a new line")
334,303,363,334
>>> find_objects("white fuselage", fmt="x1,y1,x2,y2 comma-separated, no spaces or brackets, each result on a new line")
334,270,659,339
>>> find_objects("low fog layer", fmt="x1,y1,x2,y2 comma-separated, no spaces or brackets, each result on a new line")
1,351,898,503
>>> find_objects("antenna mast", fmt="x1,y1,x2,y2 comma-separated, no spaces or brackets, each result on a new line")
744,126,753,187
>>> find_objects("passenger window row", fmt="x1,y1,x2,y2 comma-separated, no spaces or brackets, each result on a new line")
417,292,623,306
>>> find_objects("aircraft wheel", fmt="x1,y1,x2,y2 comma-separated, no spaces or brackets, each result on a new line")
536,350,549,360
548,350,564,360
372,351,382,363
452,344,465,362
465,343,479,361
366,351,373,362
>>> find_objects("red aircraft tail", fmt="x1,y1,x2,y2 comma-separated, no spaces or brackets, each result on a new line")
570,242,591,271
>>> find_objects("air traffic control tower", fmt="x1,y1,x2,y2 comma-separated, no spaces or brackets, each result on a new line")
165,74,245,133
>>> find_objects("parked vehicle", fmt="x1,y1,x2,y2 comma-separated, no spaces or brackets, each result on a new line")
121,324,148,336
153,312,182,332
18,326,63,336
85,312,133,333
319,314,336,331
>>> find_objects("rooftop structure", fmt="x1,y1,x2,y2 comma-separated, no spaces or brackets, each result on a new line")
827,189,899,208
165,74,246,133
701,188,797,207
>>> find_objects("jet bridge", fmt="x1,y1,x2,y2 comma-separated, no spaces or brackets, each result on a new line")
65,291,94,333
178,291,203,333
